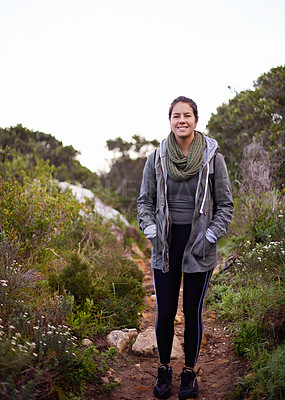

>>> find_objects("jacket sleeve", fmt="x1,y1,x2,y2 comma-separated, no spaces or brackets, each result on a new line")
137,151,157,233
209,153,234,239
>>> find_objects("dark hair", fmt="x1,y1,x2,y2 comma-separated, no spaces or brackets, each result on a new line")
168,96,198,121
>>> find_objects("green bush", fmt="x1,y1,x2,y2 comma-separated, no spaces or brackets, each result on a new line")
233,320,264,357
0,168,80,266
60,253,93,303
0,156,146,397
50,250,145,336
229,191,284,247
233,344,285,400
207,222,285,399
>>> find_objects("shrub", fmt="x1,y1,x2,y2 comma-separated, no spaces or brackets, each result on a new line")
233,344,285,400
60,253,93,303
0,171,80,267
0,158,146,398
207,232,285,399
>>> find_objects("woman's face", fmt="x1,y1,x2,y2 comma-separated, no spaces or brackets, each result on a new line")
170,102,198,142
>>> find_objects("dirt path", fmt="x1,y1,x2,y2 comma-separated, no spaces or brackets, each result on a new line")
90,256,245,400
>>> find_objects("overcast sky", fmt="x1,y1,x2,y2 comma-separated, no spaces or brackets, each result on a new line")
0,0,284,173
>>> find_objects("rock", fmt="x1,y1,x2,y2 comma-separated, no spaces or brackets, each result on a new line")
171,334,185,359
130,257,148,274
82,338,93,347
134,385,151,392
132,328,183,359
93,197,129,225
212,383,221,389
174,314,184,325
58,182,129,226
122,328,138,335
201,332,208,347
143,282,155,294
147,294,156,303
108,223,124,243
124,226,141,242
130,243,145,259
107,329,138,353
217,359,229,365
132,328,157,356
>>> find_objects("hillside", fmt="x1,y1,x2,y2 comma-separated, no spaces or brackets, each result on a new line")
0,65,284,399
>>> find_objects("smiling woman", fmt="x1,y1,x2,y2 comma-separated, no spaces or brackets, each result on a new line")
137,95,234,399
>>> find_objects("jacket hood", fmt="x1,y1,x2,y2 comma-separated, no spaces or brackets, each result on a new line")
160,132,219,165
203,135,219,164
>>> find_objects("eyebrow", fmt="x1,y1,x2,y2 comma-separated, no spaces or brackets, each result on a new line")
172,112,192,115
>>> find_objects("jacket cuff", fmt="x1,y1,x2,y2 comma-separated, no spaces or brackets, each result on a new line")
205,228,217,243
144,224,156,239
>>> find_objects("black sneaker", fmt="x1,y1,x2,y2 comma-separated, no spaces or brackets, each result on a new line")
179,367,198,400
153,364,172,399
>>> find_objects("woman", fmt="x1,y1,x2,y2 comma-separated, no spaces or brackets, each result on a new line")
137,96,234,400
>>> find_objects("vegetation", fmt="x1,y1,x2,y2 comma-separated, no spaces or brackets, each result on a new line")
100,135,159,221
207,210,285,399
0,124,98,189
207,65,285,189
0,64,284,399
0,159,145,398
205,65,285,400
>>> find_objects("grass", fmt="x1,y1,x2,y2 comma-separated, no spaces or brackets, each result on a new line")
207,235,285,399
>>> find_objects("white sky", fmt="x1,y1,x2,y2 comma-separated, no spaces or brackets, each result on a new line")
0,0,284,174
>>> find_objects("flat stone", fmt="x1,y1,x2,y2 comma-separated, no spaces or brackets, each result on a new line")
107,329,138,353
132,328,183,359
82,338,93,347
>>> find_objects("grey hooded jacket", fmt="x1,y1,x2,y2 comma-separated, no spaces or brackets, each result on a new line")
137,134,234,273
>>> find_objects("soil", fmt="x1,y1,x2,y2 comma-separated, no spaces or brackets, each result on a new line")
88,255,246,400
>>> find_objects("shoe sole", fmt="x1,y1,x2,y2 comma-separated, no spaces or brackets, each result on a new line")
153,388,171,399
179,389,198,400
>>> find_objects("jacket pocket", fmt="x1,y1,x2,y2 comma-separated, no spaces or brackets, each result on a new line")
191,231,213,258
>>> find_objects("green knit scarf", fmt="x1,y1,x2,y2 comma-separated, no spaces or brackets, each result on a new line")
165,131,206,181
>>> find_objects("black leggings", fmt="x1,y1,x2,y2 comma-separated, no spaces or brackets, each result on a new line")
153,224,212,367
